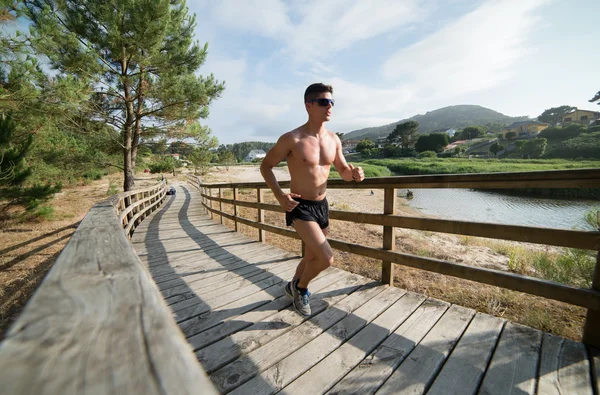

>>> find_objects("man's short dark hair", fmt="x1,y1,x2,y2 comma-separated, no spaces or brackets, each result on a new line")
304,83,333,102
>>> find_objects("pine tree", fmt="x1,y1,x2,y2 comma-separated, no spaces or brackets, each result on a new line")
24,0,224,190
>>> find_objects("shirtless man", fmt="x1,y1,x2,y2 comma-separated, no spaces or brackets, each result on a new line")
260,83,365,316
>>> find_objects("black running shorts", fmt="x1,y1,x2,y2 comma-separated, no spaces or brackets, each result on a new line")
285,197,329,230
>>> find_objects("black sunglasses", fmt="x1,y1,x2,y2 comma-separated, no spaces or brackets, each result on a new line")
306,98,335,107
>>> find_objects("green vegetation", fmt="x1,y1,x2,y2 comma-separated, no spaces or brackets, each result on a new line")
386,121,419,148
22,0,224,191
364,158,600,175
1,1,223,219
329,163,391,179
415,132,449,153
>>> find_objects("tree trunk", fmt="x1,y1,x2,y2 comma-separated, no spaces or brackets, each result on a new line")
123,146,135,191
121,48,136,192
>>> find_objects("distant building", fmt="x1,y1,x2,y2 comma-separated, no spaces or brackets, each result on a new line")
375,136,388,148
166,153,180,161
502,121,549,138
446,128,457,137
342,139,361,151
445,140,467,151
562,109,600,126
244,149,266,162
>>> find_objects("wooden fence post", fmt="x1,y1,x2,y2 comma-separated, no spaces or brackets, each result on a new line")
209,188,214,220
219,188,223,224
583,251,600,348
257,188,265,242
382,188,396,286
233,187,238,232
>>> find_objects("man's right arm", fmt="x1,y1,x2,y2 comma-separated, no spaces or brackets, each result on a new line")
260,134,300,211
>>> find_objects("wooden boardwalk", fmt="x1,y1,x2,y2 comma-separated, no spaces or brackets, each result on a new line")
131,184,599,395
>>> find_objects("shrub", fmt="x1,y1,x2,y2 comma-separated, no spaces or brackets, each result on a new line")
82,169,105,180
533,248,595,288
417,150,437,158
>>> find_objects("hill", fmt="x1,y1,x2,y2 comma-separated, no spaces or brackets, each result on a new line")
344,105,530,141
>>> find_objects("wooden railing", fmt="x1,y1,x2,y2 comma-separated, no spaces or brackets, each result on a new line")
115,180,168,237
0,180,217,395
187,168,600,348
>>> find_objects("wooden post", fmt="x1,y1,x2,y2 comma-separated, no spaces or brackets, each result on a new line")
233,187,238,232
219,188,223,224
583,251,600,348
209,188,214,220
257,188,265,242
382,188,396,286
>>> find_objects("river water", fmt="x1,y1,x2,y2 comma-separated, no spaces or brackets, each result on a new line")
403,188,598,230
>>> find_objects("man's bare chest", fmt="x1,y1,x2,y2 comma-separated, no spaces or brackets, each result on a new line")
291,140,336,166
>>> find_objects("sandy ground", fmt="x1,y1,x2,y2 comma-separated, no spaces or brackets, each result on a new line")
203,165,512,271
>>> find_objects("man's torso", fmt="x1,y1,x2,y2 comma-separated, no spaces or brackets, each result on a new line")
286,128,337,200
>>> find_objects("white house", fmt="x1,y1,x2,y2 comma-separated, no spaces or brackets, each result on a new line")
244,149,266,162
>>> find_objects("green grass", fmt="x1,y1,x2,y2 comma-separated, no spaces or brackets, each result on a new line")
364,158,600,175
329,162,391,179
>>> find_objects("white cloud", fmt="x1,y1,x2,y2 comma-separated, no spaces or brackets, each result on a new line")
210,0,292,37
285,0,430,60
382,0,549,99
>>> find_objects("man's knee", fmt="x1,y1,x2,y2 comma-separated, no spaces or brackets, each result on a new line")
318,253,334,270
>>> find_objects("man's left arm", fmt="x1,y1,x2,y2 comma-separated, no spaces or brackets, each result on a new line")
332,134,364,182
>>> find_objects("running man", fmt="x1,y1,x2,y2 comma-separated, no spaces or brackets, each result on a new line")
260,83,365,316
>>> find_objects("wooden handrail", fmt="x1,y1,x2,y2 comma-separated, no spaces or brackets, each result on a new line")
186,168,600,347
196,168,600,189
115,180,167,238
0,181,217,394
200,193,599,250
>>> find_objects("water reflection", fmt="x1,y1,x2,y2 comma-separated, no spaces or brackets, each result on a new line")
404,189,598,230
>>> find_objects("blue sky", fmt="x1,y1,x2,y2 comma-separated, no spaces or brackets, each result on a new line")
188,0,600,145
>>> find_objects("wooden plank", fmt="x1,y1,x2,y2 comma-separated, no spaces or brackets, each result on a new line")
283,292,426,394
185,269,358,349
197,271,364,373
375,304,475,395
178,256,298,304
382,187,396,285
426,312,505,395
327,298,450,395
156,253,296,291
478,322,542,395
537,334,593,395
161,255,297,304
222,286,401,394
0,196,216,395
143,241,278,279
160,250,294,298
142,239,268,268
172,266,297,323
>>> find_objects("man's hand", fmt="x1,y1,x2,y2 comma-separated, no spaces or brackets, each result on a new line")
349,164,364,182
278,192,301,212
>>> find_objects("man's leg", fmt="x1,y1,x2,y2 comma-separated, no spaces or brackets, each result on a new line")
292,220,333,289
292,226,329,282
